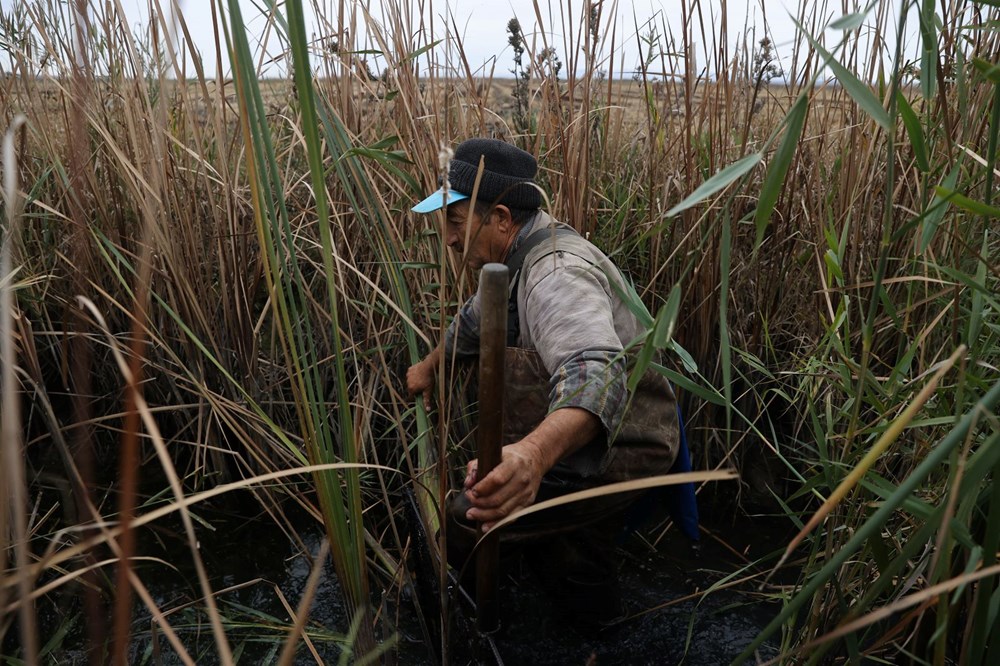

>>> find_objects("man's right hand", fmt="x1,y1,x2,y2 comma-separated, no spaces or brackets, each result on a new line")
406,349,439,409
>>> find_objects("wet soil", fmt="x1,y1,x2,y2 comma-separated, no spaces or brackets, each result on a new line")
18,502,790,665
432,514,787,666
481,527,784,665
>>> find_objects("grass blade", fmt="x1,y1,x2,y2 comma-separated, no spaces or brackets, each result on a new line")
226,0,372,652
897,90,930,172
488,470,738,535
793,16,892,130
755,93,809,248
665,152,761,218
770,345,965,576
934,186,1000,217
735,376,1000,664
285,0,371,640
921,166,960,252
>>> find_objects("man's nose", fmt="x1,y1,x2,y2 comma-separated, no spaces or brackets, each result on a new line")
446,232,461,249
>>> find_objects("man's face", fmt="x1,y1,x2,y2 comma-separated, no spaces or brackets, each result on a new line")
444,201,500,270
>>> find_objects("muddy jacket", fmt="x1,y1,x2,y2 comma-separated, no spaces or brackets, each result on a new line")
444,212,679,484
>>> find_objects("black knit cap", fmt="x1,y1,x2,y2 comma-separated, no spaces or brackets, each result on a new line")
448,138,542,210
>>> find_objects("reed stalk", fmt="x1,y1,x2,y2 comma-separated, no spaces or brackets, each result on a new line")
2,113,38,666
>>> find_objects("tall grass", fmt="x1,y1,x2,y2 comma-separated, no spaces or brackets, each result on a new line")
1,0,998,662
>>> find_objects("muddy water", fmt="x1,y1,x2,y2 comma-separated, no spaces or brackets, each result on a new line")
120,504,786,665
19,499,786,664
127,509,352,664
479,524,784,665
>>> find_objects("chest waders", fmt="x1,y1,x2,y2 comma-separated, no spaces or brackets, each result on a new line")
507,227,700,543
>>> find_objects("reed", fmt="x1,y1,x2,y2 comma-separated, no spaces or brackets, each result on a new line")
0,0,998,662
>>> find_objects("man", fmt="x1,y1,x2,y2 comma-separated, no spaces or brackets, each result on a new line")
407,138,683,627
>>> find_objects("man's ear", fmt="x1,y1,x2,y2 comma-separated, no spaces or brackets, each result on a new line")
494,205,514,232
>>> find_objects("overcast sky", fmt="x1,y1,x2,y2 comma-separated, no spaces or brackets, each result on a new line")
0,1,918,81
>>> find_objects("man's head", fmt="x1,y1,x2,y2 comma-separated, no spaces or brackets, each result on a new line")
412,138,543,214
413,139,541,268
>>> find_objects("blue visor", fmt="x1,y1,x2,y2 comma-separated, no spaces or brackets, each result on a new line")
411,187,469,213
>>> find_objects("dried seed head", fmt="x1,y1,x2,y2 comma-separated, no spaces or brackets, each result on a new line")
438,143,454,191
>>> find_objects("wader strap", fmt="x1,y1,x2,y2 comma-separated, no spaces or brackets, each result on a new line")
504,226,579,345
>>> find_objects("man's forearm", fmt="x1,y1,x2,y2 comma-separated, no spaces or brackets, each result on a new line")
463,406,603,527
422,343,442,369
514,406,602,475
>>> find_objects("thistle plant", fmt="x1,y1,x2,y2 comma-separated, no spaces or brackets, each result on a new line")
507,17,530,133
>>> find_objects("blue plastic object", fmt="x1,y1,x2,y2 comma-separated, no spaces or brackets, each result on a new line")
620,403,700,541
665,404,700,541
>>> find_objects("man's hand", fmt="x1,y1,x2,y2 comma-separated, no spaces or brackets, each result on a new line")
462,407,602,532
463,441,546,531
406,347,441,409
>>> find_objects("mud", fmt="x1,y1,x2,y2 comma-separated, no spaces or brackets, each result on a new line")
20,504,787,665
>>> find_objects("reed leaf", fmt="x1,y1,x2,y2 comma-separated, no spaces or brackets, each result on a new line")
897,90,930,173
89,228,306,463
934,186,1000,217
313,94,442,537
770,345,965,575
972,57,1000,84
786,561,1000,661
285,0,370,633
734,379,1000,664
754,93,809,249
488,470,738,535
919,0,938,100
793,16,892,130
921,166,961,252
664,152,761,218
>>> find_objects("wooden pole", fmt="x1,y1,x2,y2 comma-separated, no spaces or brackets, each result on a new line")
476,263,508,634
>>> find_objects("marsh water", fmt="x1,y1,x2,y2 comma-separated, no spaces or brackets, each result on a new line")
28,496,786,665
140,500,782,664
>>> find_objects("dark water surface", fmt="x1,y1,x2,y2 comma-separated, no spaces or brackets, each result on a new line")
151,506,784,664
480,524,784,665
22,500,788,665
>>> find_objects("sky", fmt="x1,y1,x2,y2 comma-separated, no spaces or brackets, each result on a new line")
0,1,918,81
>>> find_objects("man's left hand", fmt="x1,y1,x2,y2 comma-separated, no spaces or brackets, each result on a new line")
463,441,546,531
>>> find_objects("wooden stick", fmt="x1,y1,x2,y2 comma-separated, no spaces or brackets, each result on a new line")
476,263,508,634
